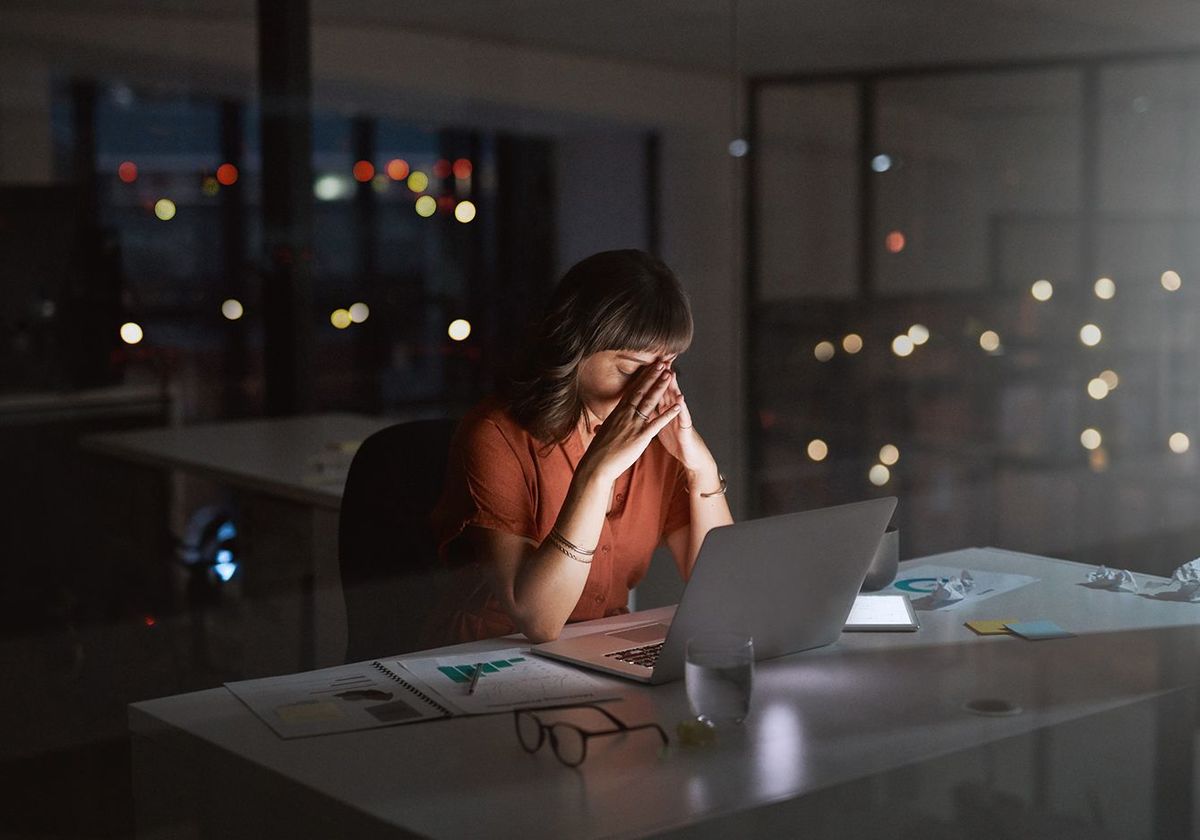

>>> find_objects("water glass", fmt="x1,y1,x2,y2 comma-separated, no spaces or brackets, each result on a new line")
685,632,754,726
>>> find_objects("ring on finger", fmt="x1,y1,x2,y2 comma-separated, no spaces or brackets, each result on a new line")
632,407,651,421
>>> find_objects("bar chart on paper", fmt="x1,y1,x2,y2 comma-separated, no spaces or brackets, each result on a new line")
388,648,620,714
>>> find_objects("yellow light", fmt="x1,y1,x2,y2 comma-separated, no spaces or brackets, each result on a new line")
407,171,429,193
1094,277,1116,299
1099,369,1119,390
814,341,835,362
806,439,828,462
879,444,899,466
1169,432,1190,454
868,464,891,486
842,333,863,354
221,299,243,321
448,318,472,341
154,199,176,221
1030,279,1053,301
201,177,219,197
454,200,477,223
119,322,143,345
414,195,437,217
330,309,352,329
1080,428,1102,451
1079,324,1102,346
348,302,370,323
1161,270,1182,291
1086,377,1109,400
891,335,914,357
979,330,1001,352
907,324,930,345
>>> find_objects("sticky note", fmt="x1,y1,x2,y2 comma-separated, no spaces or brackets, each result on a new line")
965,619,1019,636
1004,620,1075,640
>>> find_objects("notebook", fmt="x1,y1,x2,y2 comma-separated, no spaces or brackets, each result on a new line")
532,497,897,684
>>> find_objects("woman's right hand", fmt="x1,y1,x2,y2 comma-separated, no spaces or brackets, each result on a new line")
580,363,681,484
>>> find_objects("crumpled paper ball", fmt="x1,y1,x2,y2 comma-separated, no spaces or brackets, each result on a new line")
1086,565,1139,593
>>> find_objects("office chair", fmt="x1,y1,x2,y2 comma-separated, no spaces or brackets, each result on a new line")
338,417,459,662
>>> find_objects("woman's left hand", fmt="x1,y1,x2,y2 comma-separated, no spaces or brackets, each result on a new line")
654,370,718,478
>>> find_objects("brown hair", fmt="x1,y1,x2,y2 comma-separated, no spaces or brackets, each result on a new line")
508,249,693,443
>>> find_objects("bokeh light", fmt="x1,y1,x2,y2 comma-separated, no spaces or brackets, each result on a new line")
1079,324,1102,346
1169,432,1191,454
330,309,352,329
814,341,835,362
871,154,892,173
891,335,914,357
353,160,375,182
452,158,473,179
407,171,429,193
1161,270,1182,291
1080,428,1103,451
348,302,370,323
842,333,863,354
448,318,472,341
154,199,176,221
433,159,452,179
979,330,1001,352
414,195,437,217
120,322,143,345
728,139,749,158
201,177,219,197
908,324,930,345
1094,277,1116,299
1030,279,1053,301
868,464,891,486
879,444,900,466
885,231,906,253
118,161,138,183
216,163,238,186
1087,377,1109,400
221,299,243,321
806,439,828,461
1099,369,1120,390
386,159,410,180
314,174,350,201
454,200,477,223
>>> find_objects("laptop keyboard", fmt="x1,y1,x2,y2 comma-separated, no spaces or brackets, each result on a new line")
604,642,663,669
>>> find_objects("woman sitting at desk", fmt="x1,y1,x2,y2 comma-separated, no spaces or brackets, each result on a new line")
423,249,733,645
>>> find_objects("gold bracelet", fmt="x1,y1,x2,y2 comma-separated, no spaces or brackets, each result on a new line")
550,527,595,555
698,473,727,498
546,529,594,564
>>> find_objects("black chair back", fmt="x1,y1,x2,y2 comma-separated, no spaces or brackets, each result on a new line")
338,417,458,662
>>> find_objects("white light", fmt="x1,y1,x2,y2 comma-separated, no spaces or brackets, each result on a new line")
120,322,143,345
871,154,893,173
314,174,351,201
214,561,238,582
891,335,914,357
1087,378,1109,400
979,330,1001,352
907,324,929,345
348,302,370,323
1161,270,1182,291
1169,432,1190,454
814,341,835,362
1079,324,1102,347
1030,279,1053,302
879,444,899,466
1080,428,1102,451
454,201,477,223
448,318,472,341
728,139,749,158
1099,369,1119,390
221,299,243,321
868,464,891,486
807,439,828,462
1094,277,1116,300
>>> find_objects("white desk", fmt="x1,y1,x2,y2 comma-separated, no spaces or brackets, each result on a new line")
130,548,1200,839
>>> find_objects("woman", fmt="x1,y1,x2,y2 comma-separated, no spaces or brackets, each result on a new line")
422,249,733,645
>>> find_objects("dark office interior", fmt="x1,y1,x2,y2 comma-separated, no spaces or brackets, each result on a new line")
2,1,1200,838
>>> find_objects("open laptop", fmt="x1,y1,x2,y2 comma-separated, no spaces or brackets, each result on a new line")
531,497,897,684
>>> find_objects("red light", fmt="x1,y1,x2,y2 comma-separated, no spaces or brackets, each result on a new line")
353,160,375,182
437,194,455,212
118,161,138,183
386,158,410,181
143,615,157,627
452,158,473,180
216,163,238,186
885,230,906,253
433,159,452,179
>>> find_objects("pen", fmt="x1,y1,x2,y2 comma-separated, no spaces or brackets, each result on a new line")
467,663,484,695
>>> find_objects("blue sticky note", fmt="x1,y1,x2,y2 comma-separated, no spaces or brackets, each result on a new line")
1004,620,1075,640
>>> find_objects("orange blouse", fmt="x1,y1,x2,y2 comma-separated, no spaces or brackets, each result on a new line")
421,398,691,646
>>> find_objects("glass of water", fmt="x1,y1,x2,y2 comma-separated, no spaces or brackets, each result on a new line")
685,632,754,726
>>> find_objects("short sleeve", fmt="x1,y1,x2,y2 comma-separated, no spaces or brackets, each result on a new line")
662,461,691,538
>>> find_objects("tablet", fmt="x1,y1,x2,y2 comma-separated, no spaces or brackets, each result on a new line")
843,594,919,632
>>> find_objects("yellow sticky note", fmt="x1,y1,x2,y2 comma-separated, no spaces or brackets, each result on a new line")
965,619,1019,636
276,701,342,723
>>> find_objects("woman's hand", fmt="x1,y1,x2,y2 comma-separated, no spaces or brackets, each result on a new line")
579,362,681,484
655,370,720,483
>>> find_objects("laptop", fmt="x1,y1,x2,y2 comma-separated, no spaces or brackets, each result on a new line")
531,497,897,684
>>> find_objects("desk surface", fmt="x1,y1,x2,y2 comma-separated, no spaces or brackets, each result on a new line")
84,412,397,509
130,548,1200,839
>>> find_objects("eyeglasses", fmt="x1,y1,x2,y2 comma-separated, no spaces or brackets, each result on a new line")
513,704,669,767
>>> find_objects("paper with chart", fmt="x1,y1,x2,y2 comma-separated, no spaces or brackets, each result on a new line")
883,564,1038,611
384,648,620,714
